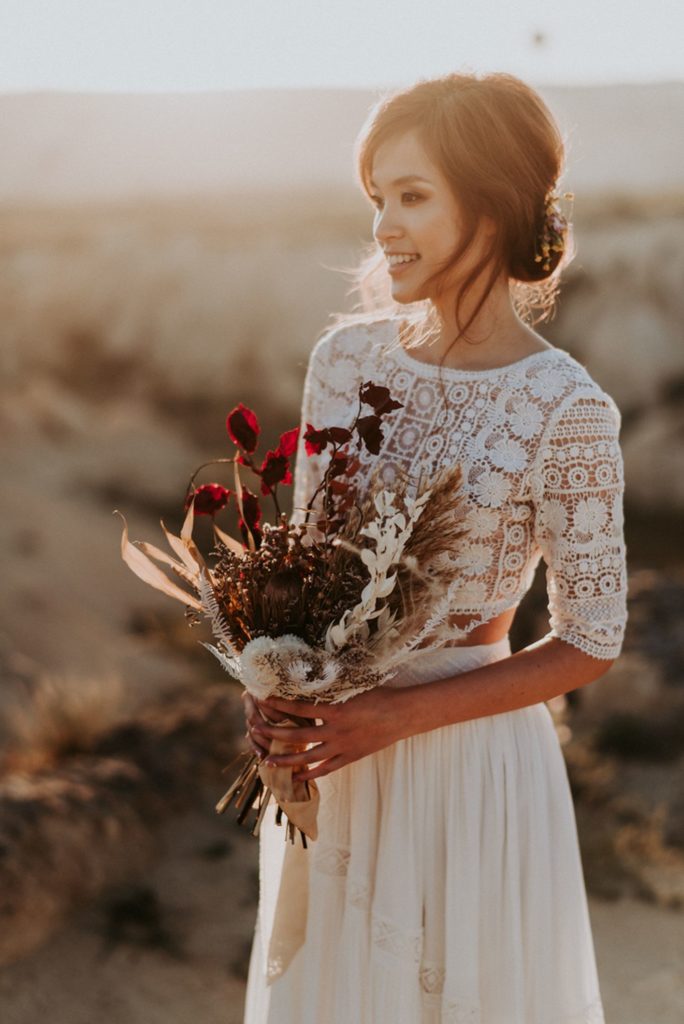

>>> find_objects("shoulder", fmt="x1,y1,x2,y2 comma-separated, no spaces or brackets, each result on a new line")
310,315,393,367
302,316,392,424
532,347,622,434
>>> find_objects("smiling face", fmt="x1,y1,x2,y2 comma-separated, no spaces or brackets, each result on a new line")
368,129,493,311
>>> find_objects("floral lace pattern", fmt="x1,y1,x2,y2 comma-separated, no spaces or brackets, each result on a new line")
371,910,423,965
291,317,628,660
311,842,350,877
419,960,446,994
307,838,605,1022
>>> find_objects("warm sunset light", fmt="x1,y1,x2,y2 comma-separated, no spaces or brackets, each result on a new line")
1,4,682,1023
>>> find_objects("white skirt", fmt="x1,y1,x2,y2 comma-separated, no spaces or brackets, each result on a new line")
243,637,605,1024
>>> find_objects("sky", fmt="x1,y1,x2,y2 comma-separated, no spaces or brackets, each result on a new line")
1,0,683,92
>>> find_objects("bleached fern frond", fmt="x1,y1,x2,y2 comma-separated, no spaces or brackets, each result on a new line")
197,568,241,658
200,641,242,681
324,483,433,651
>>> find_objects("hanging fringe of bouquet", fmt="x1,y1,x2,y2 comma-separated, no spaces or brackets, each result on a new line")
214,750,278,839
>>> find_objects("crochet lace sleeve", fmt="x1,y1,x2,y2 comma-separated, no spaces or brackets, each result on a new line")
531,390,628,660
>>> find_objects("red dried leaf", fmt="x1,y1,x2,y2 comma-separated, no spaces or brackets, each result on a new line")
184,483,231,516
239,520,262,548
278,426,300,458
226,403,260,452
328,452,349,479
360,382,403,415
238,485,262,548
327,426,353,444
304,423,329,455
356,414,384,455
240,486,262,530
328,479,349,494
260,449,292,492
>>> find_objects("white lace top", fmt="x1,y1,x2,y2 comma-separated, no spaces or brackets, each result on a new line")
291,316,628,661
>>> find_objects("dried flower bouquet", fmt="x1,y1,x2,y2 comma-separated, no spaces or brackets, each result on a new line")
116,381,470,846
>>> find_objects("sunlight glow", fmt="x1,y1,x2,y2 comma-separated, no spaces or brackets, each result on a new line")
0,0,682,92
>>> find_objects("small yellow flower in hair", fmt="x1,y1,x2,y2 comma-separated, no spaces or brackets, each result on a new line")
534,190,574,272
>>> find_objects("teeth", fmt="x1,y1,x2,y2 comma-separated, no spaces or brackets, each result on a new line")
387,253,420,266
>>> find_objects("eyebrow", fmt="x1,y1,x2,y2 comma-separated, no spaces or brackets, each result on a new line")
368,174,433,189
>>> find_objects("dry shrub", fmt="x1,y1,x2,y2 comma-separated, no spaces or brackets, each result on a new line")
615,805,684,909
1,670,128,774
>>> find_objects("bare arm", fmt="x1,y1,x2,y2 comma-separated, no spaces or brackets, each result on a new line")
245,636,614,781
388,636,614,741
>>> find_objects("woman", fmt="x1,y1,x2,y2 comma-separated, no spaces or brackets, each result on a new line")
241,72,627,1024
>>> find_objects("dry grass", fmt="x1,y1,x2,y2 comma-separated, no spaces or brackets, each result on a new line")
1,670,128,774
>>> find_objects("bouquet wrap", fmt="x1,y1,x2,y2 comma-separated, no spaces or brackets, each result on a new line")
256,711,321,842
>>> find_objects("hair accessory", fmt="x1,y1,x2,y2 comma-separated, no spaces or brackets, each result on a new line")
534,190,574,272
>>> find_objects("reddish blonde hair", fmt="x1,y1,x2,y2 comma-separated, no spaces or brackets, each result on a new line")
332,71,574,346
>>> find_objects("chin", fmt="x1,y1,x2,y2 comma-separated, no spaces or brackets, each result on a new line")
390,283,427,305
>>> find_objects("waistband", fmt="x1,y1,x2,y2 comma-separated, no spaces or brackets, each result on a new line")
383,635,512,689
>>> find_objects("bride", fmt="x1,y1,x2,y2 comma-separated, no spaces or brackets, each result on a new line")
241,70,626,1024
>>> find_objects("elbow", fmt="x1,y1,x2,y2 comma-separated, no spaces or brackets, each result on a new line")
546,631,622,684
588,653,617,681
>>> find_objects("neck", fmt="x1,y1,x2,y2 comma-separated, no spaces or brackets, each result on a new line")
411,275,537,369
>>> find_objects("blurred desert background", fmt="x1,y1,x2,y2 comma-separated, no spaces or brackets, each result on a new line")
1,83,683,1023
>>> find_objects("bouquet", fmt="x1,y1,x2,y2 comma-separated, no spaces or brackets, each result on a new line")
116,380,471,846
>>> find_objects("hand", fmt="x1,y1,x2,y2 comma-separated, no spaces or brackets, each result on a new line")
242,690,270,759
242,690,316,759
244,686,410,783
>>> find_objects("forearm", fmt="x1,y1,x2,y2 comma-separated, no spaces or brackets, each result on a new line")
392,636,614,738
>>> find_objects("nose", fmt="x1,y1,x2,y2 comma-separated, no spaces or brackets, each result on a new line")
373,204,404,247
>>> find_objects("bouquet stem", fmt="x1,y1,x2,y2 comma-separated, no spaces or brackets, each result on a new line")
215,712,320,845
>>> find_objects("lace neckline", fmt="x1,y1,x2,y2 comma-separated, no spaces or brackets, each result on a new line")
390,319,564,379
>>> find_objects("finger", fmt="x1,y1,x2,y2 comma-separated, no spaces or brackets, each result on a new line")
255,703,299,726
258,694,324,718
255,723,327,743
245,734,269,757
243,693,257,721
244,723,269,756
293,755,346,781
265,745,330,767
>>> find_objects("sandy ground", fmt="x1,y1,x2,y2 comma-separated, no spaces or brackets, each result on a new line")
0,793,681,1024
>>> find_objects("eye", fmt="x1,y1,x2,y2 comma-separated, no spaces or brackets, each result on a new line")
368,192,422,208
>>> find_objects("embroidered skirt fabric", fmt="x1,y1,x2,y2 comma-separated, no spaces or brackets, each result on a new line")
243,637,605,1024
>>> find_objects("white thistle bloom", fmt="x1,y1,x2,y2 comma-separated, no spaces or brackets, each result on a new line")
299,657,340,696
240,634,313,700
286,657,312,688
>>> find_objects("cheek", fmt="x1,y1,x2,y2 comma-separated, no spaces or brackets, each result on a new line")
420,216,461,262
